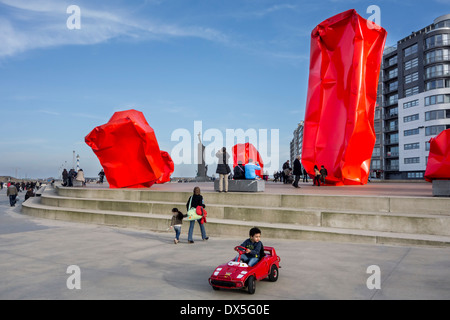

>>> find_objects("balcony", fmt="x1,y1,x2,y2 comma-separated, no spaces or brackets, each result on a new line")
385,152,399,158
385,165,399,171
424,70,450,80
424,54,450,65
424,39,450,50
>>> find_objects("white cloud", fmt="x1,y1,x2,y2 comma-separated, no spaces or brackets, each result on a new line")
0,0,229,58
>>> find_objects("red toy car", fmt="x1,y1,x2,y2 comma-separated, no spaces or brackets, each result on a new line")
209,245,281,294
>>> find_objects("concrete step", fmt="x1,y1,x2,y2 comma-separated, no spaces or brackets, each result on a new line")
21,195,450,247
55,186,450,215
20,186,450,247
39,191,450,236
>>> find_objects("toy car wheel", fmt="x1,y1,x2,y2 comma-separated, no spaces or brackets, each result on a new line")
246,275,256,294
268,265,279,282
212,286,220,291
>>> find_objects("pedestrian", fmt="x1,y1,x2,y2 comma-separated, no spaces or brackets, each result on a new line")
68,169,75,187
320,165,328,185
170,208,187,244
282,160,291,184
215,147,231,192
186,187,208,243
98,169,105,184
244,159,261,180
292,155,302,188
75,169,86,187
7,183,18,207
313,165,321,186
302,168,309,183
62,169,68,187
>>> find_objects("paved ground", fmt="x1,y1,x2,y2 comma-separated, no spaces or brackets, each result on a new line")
0,185,449,302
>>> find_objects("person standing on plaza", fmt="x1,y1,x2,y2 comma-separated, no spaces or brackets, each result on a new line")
313,165,321,186
282,160,291,184
215,147,231,192
320,165,328,185
98,169,105,184
62,169,69,187
186,186,208,243
302,167,309,183
7,183,18,207
75,169,86,187
292,155,302,188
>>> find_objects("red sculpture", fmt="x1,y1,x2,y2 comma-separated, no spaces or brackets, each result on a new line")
232,143,264,178
156,150,175,184
301,9,387,186
85,109,174,188
425,129,450,182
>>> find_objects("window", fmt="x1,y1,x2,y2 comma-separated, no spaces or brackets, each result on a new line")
425,64,450,79
389,81,398,91
372,147,380,157
404,58,418,70
403,99,419,109
404,128,419,136
425,49,450,64
404,157,420,164
404,72,418,84
371,159,381,169
404,114,419,122
425,79,450,91
425,34,450,49
387,119,398,131
426,125,449,136
425,141,430,151
388,94,398,105
388,55,397,66
404,86,419,97
404,142,420,150
388,68,398,79
407,172,424,178
404,44,418,57
425,94,450,106
425,109,450,121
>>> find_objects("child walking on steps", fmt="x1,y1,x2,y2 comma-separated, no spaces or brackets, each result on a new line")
170,208,186,244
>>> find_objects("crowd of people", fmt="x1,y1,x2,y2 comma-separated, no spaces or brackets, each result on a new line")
2,180,41,207
274,158,328,187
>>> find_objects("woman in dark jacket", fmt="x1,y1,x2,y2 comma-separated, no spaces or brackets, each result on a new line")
215,147,231,192
186,186,208,243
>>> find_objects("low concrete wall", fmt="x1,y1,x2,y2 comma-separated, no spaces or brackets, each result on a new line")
214,179,265,192
432,180,450,197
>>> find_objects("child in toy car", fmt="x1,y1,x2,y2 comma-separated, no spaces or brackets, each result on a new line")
235,227,263,267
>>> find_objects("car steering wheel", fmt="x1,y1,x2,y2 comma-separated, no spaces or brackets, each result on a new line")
234,246,247,254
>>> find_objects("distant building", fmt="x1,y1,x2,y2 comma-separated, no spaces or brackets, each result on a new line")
290,121,304,165
377,13,450,180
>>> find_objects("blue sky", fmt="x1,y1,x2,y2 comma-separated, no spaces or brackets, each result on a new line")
1,0,449,179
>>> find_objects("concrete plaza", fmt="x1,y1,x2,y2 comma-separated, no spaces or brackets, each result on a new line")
1,181,449,300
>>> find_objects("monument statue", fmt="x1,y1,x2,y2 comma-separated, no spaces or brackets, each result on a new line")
196,132,208,181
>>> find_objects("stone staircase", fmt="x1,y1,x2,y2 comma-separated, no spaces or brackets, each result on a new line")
21,185,450,247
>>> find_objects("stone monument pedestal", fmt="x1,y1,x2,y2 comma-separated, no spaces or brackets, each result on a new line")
214,179,265,192
432,180,450,197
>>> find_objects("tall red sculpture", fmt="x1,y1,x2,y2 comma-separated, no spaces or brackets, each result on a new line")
232,143,264,178
85,109,174,188
301,9,387,185
425,129,450,182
